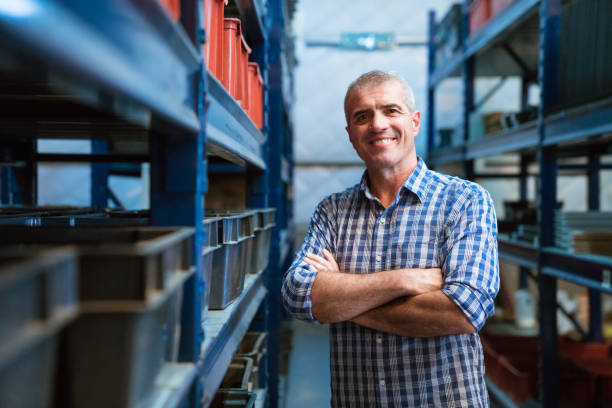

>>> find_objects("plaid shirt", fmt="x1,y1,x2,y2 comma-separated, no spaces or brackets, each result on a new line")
282,158,499,407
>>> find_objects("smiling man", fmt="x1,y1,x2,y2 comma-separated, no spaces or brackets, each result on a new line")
282,71,499,407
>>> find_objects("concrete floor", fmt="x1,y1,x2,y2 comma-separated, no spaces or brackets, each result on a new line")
284,319,331,408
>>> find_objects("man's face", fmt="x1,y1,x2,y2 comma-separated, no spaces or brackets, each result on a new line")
345,80,420,173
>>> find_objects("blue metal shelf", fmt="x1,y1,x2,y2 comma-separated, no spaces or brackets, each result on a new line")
428,145,464,167
428,49,463,89
0,0,201,134
205,72,266,169
499,238,538,270
200,273,268,408
544,98,612,147
541,248,612,295
465,121,539,159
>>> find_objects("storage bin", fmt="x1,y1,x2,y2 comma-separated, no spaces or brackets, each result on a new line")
0,227,193,302
203,0,227,78
236,332,267,389
491,0,514,17
251,208,275,274
222,18,242,99
469,0,491,35
238,36,252,111
219,357,254,391
0,247,78,408
210,390,256,408
158,0,181,22
202,217,222,320
248,63,264,129
205,214,243,309
55,269,189,408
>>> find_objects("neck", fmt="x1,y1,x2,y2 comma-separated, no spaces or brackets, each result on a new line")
367,158,418,208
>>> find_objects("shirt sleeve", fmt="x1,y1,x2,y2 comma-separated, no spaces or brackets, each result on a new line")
441,186,500,331
281,197,337,323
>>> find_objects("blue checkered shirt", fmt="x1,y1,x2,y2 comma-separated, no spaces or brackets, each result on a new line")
282,158,499,407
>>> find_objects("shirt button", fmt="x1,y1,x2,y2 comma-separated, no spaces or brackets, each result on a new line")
380,380,386,386
380,218,385,224
376,255,381,262
376,335,382,344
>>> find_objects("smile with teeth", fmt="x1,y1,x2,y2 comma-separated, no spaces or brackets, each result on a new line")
370,138,395,145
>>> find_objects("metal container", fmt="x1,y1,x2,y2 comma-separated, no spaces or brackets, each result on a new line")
0,226,193,302
251,209,275,274
55,270,189,408
202,217,222,320
236,332,267,389
219,357,254,391
206,214,242,309
0,247,79,408
210,390,256,408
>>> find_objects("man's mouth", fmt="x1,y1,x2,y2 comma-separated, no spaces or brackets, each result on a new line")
370,137,395,145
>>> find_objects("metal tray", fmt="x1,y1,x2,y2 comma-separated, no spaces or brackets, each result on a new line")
0,226,193,302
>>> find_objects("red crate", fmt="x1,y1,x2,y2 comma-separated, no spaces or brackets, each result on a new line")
238,36,251,111
221,18,241,98
203,0,227,78
491,0,515,17
158,0,180,22
247,63,263,129
469,0,491,35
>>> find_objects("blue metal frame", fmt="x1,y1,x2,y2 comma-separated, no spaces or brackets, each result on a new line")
426,0,612,404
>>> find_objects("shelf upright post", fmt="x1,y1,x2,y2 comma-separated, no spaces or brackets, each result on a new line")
586,149,602,341
538,0,561,406
265,0,287,405
426,10,436,163
461,1,474,180
519,154,530,289
247,8,272,401
91,140,109,207
0,141,36,205
150,59,206,376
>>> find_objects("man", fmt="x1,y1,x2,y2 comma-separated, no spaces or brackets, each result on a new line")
282,71,499,407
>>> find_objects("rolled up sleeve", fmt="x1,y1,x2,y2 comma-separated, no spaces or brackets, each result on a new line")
282,198,336,323
441,187,499,331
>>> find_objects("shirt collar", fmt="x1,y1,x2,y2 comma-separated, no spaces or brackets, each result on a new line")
358,156,430,203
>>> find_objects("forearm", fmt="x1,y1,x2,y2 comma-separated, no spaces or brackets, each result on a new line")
351,290,476,337
311,267,441,323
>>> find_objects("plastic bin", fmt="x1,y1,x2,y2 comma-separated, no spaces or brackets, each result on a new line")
236,332,267,389
0,226,193,302
238,36,252,110
247,63,263,129
469,0,491,35
55,269,189,408
221,18,242,98
0,247,79,408
210,390,256,408
202,217,222,320
158,0,181,22
203,0,227,78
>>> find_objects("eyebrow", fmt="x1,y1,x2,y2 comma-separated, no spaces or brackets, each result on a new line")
351,109,370,120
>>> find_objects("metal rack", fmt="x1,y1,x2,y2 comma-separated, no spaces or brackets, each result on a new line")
0,0,294,407
427,1,612,406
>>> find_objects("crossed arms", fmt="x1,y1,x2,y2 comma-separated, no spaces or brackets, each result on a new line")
281,188,499,338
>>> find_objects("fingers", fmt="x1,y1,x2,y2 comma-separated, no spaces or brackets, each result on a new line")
322,249,338,267
304,253,330,271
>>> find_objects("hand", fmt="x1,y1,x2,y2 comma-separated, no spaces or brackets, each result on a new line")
403,267,443,295
304,249,340,274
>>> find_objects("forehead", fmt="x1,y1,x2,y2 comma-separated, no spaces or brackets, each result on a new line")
347,80,406,112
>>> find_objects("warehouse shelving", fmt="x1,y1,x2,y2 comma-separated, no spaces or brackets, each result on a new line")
427,1,612,407
0,0,294,407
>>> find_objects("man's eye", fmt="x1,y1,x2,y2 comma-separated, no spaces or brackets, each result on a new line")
355,114,368,123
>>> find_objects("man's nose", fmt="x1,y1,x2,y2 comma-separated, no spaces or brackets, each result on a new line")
370,111,388,132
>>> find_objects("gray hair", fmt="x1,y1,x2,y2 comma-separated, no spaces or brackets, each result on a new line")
344,70,416,123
